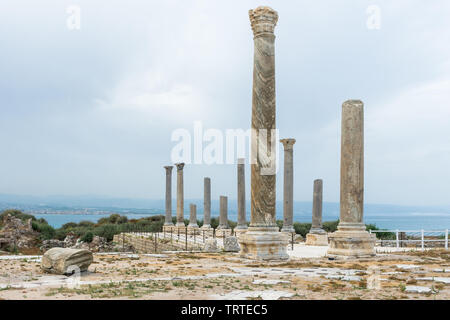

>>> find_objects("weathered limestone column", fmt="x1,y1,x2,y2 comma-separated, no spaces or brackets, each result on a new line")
188,204,199,233
235,159,248,235
175,163,186,230
163,166,174,231
306,179,328,246
327,100,375,257
216,196,231,237
201,178,212,233
239,6,288,260
280,139,295,233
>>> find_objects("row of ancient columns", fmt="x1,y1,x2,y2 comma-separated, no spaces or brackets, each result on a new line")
162,159,249,236
163,6,374,259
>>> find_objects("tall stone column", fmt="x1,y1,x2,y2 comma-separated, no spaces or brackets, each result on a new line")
306,179,328,246
239,6,288,260
236,158,247,231
188,204,199,232
201,177,212,229
328,100,375,256
175,163,185,229
163,166,174,229
280,139,295,233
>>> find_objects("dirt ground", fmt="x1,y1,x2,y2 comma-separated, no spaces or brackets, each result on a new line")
0,250,448,300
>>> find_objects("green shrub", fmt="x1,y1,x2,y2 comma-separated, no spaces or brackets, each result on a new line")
366,224,395,240
94,224,119,241
276,220,283,230
210,217,219,229
78,221,95,228
323,220,339,233
54,229,68,241
61,222,78,230
32,222,55,240
81,232,94,243
293,222,312,237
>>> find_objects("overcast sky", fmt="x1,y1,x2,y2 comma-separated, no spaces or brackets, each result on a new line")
1,1,449,206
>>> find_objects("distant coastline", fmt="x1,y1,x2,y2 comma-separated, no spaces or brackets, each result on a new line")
1,194,449,230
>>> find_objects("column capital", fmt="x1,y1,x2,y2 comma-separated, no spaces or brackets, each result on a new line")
280,138,296,150
164,165,173,173
249,6,278,38
175,163,185,171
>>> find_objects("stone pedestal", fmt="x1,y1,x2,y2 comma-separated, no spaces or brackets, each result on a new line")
240,227,289,260
234,228,248,239
215,228,233,238
239,6,288,261
306,233,328,246
199,226,214,238
327,100,375,257
163,225,176,233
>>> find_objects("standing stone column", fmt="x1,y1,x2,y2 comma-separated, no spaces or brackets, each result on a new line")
175,163,185,229
216,196,231,237
280,139,295,233
201,177,212,230
236,159,247,231
239,6,288,260
328,100,375,256
163,166,174,229
306,179,328,246
218,196,229,229
188,204,199,232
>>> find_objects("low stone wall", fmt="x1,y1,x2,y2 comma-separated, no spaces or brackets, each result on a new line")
113,233,203,253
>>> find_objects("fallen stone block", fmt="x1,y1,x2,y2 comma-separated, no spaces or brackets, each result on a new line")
41,248,93,275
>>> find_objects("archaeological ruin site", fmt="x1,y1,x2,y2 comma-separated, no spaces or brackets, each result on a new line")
0,5,449,303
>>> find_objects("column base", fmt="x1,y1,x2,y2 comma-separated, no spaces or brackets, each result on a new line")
163,225,176,233
234,228,248,239
187,225,199,235
175,225,187,234
327,228,375,257
199,226,214,237
281,226,295,233
305,233,329,246
238,227,289,261
215,228,232,238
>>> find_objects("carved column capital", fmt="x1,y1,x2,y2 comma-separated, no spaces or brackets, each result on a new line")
249,6,278,38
